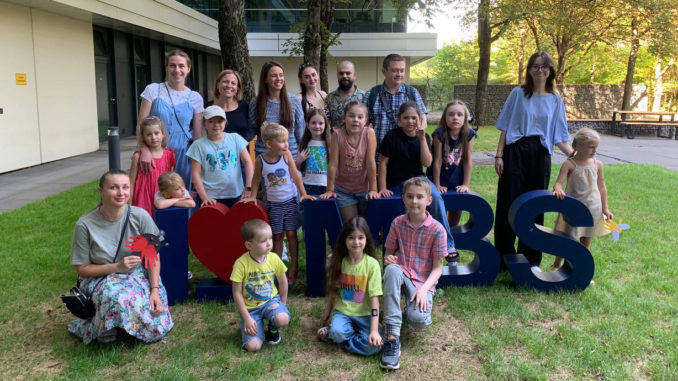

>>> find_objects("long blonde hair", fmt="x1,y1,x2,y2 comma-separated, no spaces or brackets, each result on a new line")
570,128,600,158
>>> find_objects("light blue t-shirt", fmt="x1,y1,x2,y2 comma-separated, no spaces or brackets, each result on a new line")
495,86,570,154
186,133,248,199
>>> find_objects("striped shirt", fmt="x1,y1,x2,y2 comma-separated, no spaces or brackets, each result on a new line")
384,212,446,292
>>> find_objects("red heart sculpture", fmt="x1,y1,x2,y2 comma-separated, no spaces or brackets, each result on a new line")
188,201,269,282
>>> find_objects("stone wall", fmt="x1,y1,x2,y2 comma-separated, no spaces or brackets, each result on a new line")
453,84,649,124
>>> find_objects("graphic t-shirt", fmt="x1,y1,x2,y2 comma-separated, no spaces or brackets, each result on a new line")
302,140,328,186
230,252,287,309
186,133,248,198
334,255,383,317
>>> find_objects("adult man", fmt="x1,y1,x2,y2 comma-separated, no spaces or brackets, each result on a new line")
326,61,366,129
364,54,427,152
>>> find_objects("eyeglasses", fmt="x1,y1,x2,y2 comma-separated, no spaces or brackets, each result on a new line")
531,65,550,72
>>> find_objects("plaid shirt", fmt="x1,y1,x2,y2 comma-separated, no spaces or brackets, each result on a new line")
364,82,427,150
384,212,446,292
326,86,366,129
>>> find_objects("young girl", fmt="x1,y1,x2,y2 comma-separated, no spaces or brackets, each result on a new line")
129,116,175,216
317,217,382,356
320,101,379,222
378,101,457,257
552,128,613,270
187,105,254,207
154,172,196,210
426,100,476,261
295,109,331,195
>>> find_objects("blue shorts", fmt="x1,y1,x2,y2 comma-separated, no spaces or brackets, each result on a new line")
335,186,368,212
240,295,290,348
266,197,301,234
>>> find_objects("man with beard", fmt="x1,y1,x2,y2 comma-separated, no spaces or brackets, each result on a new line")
326,61,366,129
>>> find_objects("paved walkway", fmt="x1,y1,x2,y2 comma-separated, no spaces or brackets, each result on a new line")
1,135,676,214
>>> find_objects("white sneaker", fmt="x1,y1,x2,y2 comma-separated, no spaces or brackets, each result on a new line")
281,240,289,262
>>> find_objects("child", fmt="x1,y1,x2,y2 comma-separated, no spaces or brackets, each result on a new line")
129,116,175,216
230,219,290,352
154,172,196,210
317,217,383,356
186,105,254,207
426,100,476,263
295,108,331,195
378,100,458,258
380,177,445,370
552,128,613,270
242,122,315,285
320,101,380,222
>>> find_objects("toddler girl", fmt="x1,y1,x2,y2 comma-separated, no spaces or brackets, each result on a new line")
552,128,613,270
154,172,196,210
320,101,379,222
317,216,382,356
295,109,331,195
129,116,175,216
426,100,476,263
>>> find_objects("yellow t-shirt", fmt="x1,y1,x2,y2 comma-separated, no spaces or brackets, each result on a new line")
335,255,383,317
230,252,287,309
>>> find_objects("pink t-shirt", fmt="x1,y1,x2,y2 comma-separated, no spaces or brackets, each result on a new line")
334,126,369,193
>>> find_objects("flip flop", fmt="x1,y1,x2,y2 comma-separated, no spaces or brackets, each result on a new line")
317,326,329,342
445,251,460,263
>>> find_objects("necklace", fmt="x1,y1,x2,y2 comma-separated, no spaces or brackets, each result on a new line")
249,252,266,264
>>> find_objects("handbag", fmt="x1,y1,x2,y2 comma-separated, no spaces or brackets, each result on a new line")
61,207,130,319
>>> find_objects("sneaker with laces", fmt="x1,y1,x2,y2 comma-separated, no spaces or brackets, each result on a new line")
265,329,281,345
380,337,401,370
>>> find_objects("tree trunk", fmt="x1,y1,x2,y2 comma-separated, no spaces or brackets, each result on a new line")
303,0,321,67
518,28,525,84
621,16,639,111
218,0,256,101
652,55,674,112
475,0,491,126
319,0,335,92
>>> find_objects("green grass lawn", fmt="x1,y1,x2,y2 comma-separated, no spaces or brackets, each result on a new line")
1,153,677,379
427,125,501,152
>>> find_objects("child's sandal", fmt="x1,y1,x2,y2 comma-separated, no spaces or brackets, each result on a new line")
445,251,460,263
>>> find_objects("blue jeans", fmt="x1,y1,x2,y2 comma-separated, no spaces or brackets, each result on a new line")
239,295,290,348
390,176,455,251
328,310,382,356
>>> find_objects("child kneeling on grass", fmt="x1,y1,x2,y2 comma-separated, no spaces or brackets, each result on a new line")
380,177,445,370
317,216,382,356
230,219,290,352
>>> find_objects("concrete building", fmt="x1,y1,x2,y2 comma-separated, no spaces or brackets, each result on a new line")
0,0,435,173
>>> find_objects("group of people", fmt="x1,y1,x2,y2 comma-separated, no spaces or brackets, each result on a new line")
68,50,613,370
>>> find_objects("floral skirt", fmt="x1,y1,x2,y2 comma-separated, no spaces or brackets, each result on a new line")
67,266,174,344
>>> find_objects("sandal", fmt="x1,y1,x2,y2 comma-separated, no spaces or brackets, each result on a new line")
317,326,329,342
445,251,460,263
97,328,117,343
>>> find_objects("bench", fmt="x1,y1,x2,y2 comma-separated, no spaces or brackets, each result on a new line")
612,110,678,139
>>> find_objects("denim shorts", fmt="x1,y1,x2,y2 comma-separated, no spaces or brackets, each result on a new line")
240,295,290,348
335,186,368,212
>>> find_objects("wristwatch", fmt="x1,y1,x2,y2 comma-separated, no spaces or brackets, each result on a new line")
371,308,378,317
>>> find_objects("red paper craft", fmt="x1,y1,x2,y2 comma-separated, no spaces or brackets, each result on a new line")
188,201,269,282
125,233,166,269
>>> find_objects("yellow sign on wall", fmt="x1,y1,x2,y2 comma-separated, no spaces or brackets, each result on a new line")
16,73,27,85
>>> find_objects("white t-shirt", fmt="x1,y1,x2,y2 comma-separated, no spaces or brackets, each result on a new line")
140,82,204,114
302,140,328,186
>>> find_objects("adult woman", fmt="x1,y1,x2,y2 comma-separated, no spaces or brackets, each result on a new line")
249,61,305,159
68,170,173,344
494,51,573,266
297,63,328,120
212,69,254,141
137,50,204,188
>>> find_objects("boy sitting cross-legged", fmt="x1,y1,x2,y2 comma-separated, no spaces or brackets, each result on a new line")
380,177,445,370
230,219,290,352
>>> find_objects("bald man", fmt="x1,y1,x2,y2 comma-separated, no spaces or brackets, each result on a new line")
326,61,366,129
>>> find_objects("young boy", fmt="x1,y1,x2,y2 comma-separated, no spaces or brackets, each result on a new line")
186,105,254,208
241,122,315,285
154,171,196,210
230,219,290,352
380,177,445,370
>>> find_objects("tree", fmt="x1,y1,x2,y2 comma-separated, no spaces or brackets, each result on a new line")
217,0,255,101
472,0,523,125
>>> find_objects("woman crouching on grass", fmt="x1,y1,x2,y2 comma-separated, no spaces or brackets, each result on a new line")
68,170,173,344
